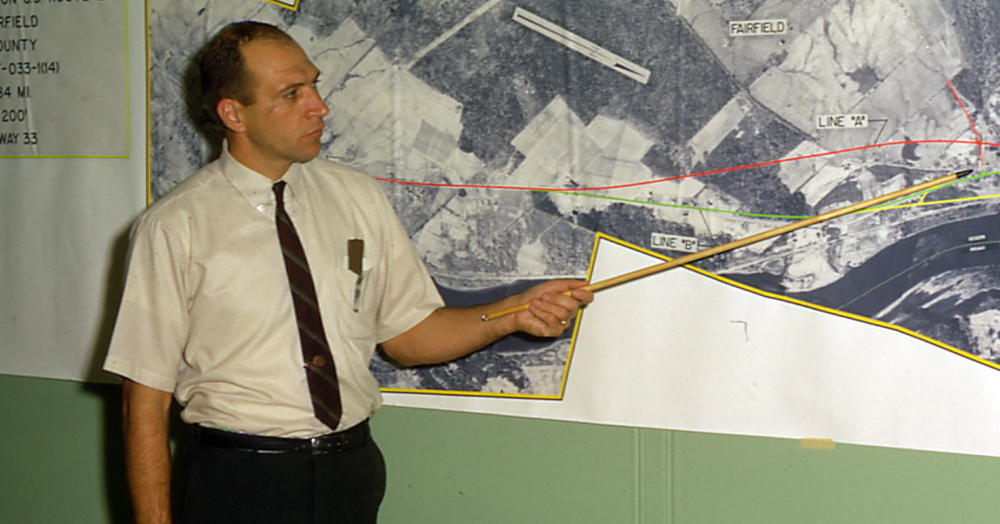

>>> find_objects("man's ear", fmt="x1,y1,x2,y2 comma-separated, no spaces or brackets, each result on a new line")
217,98,245,133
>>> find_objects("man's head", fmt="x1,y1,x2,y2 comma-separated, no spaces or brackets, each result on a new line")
199,21,329,179
199,21,295,125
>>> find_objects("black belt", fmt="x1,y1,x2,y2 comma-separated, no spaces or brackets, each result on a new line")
191,420,370,455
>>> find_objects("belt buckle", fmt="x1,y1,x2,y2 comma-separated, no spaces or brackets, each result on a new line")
307,427,362,455
309,436,344,455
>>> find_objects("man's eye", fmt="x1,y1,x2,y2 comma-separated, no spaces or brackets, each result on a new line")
284,89,298,99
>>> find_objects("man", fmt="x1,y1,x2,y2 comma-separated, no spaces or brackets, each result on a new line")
104,21,592,524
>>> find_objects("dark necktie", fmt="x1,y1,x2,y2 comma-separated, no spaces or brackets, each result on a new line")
273,181,343,431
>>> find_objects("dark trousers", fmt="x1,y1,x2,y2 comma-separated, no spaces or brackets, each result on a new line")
177,426,386,524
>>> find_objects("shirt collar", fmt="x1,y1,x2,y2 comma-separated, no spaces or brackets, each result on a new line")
219,142,306,211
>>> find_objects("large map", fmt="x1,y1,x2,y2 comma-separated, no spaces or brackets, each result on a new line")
149,0,1000,398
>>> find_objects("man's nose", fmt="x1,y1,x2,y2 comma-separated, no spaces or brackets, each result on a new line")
307,87,329,117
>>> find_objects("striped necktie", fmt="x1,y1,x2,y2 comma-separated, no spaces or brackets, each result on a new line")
273,181,343,431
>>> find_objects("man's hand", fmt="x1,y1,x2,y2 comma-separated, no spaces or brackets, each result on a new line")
508,279,594,338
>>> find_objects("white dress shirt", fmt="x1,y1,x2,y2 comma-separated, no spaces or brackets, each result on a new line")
104,148,443,437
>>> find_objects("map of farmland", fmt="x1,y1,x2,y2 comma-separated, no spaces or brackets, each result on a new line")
149,0,1000,397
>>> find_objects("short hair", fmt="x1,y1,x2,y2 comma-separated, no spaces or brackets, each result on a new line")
198,21,295,126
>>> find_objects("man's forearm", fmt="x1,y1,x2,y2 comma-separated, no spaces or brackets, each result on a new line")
381,279,593,366
381,305,510,366
122,379,174,524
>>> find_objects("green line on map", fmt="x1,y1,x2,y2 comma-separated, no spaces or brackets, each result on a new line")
544,170,1000,222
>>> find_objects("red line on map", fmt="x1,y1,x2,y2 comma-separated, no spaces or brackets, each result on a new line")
947,78,984,166
375,139,998,192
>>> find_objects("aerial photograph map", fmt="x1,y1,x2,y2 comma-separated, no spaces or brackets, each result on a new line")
148,0,1000,397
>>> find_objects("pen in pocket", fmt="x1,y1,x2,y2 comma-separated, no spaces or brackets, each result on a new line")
348,238,364,312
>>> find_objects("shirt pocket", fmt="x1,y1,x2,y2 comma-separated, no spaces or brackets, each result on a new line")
330,265,377,342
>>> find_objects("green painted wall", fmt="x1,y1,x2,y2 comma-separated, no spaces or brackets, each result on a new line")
3,373,1000,523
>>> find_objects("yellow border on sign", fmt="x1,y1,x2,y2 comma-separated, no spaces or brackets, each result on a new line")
590,231,1000,373
263,0,299,11
145,0,152,205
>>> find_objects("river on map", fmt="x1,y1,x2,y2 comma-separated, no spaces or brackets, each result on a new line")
722,213,1000,361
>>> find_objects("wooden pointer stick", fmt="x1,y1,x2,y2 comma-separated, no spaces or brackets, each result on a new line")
483,169,974,322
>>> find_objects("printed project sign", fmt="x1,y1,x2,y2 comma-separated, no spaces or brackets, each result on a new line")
0,0,127,157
